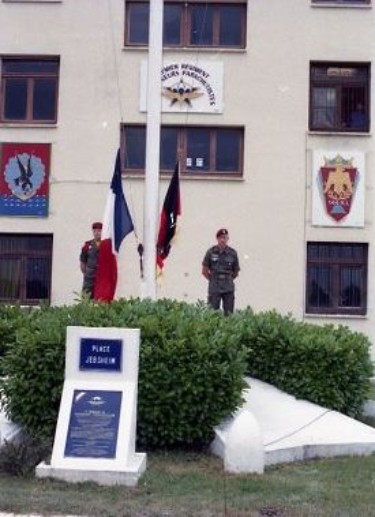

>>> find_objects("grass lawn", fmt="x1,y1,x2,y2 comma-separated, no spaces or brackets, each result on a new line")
1,451,375,516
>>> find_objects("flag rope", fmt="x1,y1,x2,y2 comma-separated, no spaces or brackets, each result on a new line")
107,0,145,278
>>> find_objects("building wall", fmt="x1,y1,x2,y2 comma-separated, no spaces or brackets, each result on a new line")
1,0,375,353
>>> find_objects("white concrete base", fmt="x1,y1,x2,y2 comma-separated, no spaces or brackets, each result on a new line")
35,452,146,487
0,384,22,447
211,377,375,472
266,442,375,465
0,410,23,448
212,410,264,474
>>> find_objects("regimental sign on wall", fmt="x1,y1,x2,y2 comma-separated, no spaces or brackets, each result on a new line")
0,143,50,217
312,150,365,227
140,61,223,113
36,326,146,487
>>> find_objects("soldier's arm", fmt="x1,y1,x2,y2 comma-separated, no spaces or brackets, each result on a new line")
232,251,240,278
202,250,211,280
202,265,211,280
80,242,89,275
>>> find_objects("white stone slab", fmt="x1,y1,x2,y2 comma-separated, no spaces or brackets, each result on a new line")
0,409,22,447
212,377,375,471
0,383,23,448
36,326,146,486
36,452,146,487
224,410,264,474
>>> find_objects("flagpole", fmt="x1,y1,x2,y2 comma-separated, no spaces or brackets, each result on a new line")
141,0,164,300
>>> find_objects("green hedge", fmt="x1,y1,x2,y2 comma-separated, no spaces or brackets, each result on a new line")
0,305,34,373
0,300,247,448
0,302,372,449
231,309,373,417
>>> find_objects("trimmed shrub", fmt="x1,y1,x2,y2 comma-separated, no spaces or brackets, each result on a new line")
0,299,247,448
232,309,373,417
0,305,34,376
0,301,372,449
0,305,67,437
135,299,247,447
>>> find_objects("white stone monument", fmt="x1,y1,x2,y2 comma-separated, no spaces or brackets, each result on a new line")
36,326,146,486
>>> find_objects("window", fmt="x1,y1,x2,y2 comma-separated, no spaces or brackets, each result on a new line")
0,57,60,124
309,63,370,132
311,0,370,4
121,125,244,176
0,234,53,304
125,0,246,48
306,242,368,316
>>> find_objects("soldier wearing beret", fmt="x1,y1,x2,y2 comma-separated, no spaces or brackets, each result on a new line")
202,228,240,315
80,222,102,298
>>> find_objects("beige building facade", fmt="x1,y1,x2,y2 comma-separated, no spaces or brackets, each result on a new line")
1,0,375,353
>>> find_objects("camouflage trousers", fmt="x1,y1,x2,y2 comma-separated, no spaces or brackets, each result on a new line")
207,292,235,316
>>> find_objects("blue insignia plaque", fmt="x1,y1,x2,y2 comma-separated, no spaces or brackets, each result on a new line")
79,338,122,371
64,390,122,458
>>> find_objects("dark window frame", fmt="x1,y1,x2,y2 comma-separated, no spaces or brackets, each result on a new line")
0,233,53,305
121,124,244,177
124,0,247,49
0,56,60,124
306,242,368,316
309,62,371,133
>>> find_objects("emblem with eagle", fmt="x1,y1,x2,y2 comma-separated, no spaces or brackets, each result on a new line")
4,153,45,201
162,78,204,107
320,155,358,221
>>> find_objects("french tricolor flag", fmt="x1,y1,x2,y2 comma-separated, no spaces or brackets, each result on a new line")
94,149,134,302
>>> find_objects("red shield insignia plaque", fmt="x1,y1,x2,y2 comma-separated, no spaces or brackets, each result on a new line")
320,155,358,222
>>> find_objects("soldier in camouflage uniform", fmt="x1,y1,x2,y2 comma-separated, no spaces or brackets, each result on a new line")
202,228,240,315
80,222,102,298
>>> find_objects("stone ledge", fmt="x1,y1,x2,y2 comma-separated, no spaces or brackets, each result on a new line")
35,453,146,487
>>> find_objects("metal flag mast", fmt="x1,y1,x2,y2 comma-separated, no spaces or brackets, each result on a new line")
141,0,164,300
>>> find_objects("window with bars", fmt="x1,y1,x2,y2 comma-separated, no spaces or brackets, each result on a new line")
125,0,247,48
306,242,368,316
0,234,53,304
309,63,370,132
121,124,244,177
0,57,60,124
